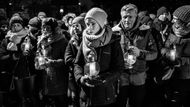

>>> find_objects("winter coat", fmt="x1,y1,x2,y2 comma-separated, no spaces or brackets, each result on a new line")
153,18,172,42
162,33,190,79
35,34,69,95
74,27,124,106
112,19,158,86
0,29,37,92
65,34,82,91
0,29,36,77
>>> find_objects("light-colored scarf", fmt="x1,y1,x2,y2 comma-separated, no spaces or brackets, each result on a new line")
6,29,28,51
82,26,112,62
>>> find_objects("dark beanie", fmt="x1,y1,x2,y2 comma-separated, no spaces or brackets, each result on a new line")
9,16,24,27
72,16,86,29
29,17,41,29
140,16,151,25
157,6,168,17
42,17,58,30
173,5,190,23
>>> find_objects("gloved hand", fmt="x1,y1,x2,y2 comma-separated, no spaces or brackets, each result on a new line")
7,42,18,51
10,34,22,44
80,75,95,87
129,46,140,57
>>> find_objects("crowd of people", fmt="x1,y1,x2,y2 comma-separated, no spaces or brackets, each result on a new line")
0,3,190,107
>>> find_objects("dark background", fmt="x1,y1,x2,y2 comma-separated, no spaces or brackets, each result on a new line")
0,0,190,21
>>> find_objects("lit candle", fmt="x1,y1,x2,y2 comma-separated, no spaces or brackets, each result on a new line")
170,49,176,61
89,62,97,77
24,43,30,51
38,56,45,66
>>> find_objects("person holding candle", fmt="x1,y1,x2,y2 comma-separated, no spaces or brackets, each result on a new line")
160,5,190,107
74,7,124,107
112,3,158,107
35,17,69,107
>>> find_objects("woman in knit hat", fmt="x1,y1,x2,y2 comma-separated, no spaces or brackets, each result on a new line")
35,17,69,107
0,15,41,106
74,7,124,107
160,5,190,107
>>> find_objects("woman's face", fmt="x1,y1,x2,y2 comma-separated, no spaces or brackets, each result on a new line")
42,25,52,35
11,23,23,32
85,18,100,35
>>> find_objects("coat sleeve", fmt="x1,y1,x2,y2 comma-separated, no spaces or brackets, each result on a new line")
74,43,85,84
138,30,158,61
64,42,76,67
0,38,11,60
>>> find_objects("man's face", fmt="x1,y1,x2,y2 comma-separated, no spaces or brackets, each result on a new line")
121,9,137,30
172,16,190,37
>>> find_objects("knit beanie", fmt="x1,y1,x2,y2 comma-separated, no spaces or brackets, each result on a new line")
38,12,46,17
173,5,190,23
42,17,58,31
72,16,86,29
157,6,168,17
79,12,86,18
29,17,41,29
9,16,24,27
85,7,108,28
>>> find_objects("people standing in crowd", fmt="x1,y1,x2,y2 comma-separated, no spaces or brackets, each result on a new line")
27,16,42,107
0,15,38,107
74,7,124,107
65,16,86,107
35,17,68,107
153,6,172,44
0,17,9,107
160,5,190,107
62,13,76,40
112,3,158,107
